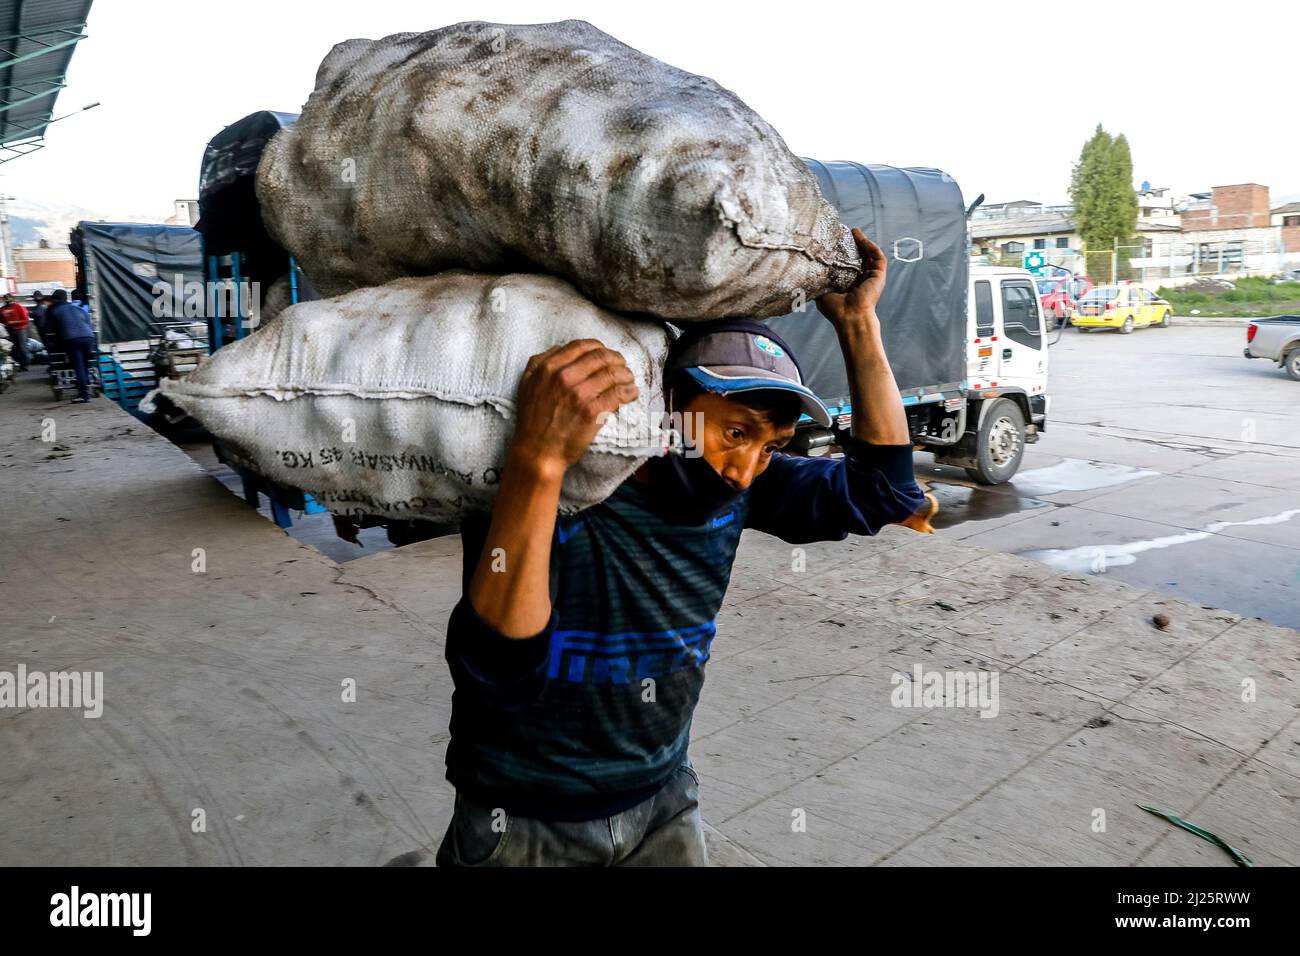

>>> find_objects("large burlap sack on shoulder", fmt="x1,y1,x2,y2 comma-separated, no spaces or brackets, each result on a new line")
142,273,671,522
256,19,860,320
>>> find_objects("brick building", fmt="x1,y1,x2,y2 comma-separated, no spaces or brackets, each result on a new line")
13,240,76,288
1173,184,1296,275
1180,184,1271,231
1272,200,1300,254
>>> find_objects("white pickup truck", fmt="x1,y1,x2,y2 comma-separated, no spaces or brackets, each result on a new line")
1244,315,1300,380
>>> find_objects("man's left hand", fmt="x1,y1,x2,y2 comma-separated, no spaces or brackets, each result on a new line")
817,228,887,332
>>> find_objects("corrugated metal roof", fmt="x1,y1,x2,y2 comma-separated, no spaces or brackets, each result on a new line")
971,214,1181,240
970,214,1075,239
0,0,93,159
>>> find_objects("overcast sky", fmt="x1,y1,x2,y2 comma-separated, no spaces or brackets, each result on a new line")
4,0,1296,221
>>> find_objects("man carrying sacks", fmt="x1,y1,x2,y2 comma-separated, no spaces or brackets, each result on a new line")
438,230,925,866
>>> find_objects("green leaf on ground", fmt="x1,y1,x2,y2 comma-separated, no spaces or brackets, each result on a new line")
1137,804,1253,867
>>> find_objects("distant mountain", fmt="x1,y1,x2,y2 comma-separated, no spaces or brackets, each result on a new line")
8,216,43,245
4,197,163,247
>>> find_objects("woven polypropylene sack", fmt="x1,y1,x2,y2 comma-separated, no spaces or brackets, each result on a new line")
256,19,861,320
142,273,671,522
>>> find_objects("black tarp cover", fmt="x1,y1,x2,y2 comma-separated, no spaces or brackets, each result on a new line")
199,110,298,202
71,222,205,344
766,161,968,409
197,111,297,265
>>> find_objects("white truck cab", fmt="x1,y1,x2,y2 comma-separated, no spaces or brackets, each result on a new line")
926,266,1051,483
967,266,1050,398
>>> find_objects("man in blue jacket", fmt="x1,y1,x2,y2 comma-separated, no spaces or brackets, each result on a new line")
48,289,97,402
437,229,925,866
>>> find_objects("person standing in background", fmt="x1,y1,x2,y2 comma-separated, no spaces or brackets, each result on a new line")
48,289,96,403
29,292,48,346
0,293,30,371
35,292,61,356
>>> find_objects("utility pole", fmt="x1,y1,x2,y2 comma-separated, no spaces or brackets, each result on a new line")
0,194,12,290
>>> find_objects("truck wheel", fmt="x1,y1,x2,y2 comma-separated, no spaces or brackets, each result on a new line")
1120,316,1134,334
1285,349,1300,382
964,398,1026,485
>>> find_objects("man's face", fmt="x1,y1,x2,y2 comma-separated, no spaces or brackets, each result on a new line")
679,390,796,491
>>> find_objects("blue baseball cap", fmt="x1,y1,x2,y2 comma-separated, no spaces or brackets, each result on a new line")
665,318,832,427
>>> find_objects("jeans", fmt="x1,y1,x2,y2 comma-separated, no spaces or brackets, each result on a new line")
63,335,95,400
436,761,707,867
7,326,27,370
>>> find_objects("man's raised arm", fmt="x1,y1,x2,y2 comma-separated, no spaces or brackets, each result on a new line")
467,339,639,638
746,228,926,543
816,228,910,446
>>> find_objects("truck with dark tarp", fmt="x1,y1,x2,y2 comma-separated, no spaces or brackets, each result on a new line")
68,221,206,412
196,109,311,348
186,109,337,530
769,160,1053,484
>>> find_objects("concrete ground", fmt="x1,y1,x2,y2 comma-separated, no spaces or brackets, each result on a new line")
919,326,1300,630
1,369,1297,866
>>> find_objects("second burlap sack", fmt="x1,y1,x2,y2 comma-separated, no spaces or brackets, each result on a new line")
143,272,672,523
256,19,860,320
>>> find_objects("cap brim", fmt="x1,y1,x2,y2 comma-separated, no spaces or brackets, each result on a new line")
685,366,833,428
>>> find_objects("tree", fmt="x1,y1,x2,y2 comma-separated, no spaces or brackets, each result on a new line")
1070,124,1139,280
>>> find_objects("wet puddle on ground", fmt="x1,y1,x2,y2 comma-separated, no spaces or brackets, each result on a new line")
1007,458,1160,497
924,458,1159,530
926,483,1049,530
1021,509,1300,573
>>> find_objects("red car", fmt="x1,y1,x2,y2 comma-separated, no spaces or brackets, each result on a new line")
1035,275,1094,326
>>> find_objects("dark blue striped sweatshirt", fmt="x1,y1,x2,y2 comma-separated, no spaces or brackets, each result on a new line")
443,440,925,820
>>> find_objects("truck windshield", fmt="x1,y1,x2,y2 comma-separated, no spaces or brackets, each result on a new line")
1035,280,1057,294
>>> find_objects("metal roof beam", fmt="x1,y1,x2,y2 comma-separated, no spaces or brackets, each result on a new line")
0,32,84,70
0,20,89,44
0,112,52,139
5,70,64,84
0,138,44,165
0,77,63,114
3,73,64,96
1,98,98,147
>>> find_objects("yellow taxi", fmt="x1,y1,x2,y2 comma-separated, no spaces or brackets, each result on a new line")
1072,284,1173,333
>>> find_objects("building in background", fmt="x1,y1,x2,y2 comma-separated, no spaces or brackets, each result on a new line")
972,182,1299,283
13,239,76,289
1167,184,1296,278
970,211,1179,277
1180,183,1270,231
972,199,1047,218
1136,184,1180,225
164,200,200,227
1272,200,1300,256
